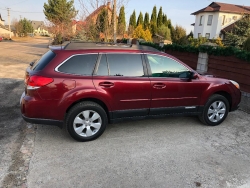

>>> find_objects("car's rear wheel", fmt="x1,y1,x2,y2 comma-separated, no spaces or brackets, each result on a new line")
199,94,229,126
66,101,107,142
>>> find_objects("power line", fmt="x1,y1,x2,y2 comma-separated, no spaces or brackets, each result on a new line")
0,7,43,13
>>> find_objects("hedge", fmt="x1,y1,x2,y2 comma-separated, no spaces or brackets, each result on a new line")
140,42,250,62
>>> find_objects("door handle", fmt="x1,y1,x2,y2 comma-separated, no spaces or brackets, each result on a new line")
99,82,114,88
153,83,166,89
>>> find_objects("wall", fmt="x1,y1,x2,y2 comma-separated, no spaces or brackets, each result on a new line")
207,55,250,93
0,28,13,37
165,50,198,70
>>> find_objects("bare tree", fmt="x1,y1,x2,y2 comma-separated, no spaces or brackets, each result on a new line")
78,0,129,42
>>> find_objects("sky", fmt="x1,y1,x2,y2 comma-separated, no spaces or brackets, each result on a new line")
0,0,250,33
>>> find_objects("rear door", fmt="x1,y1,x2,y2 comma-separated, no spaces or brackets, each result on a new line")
92,53,151,119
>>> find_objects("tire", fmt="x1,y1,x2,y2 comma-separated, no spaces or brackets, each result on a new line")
66,101,108,142
199,94,229,126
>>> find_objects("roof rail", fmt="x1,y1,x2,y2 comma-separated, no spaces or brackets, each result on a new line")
63,41,160,52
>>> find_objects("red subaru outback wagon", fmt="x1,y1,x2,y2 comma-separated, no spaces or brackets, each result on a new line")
20,42,241,142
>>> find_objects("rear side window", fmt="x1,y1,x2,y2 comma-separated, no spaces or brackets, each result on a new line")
33,50,56,71
97,54,144,77
57,54,98,75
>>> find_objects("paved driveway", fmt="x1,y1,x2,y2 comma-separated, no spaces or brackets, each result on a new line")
0,39,250,188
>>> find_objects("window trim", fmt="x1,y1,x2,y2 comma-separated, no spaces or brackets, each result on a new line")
54,53,98,76
144,53,191,78
207,15,213,26
222,15,226,25
199,15,203,26
93,53,148,78
205,33,210,39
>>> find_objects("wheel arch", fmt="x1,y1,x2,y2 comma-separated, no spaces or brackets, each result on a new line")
65,98,111,123
213,91,232,111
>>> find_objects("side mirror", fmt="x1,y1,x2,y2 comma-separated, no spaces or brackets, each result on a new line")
179,71,193,81
30,62,34,67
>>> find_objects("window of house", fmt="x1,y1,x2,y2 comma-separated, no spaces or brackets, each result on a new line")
97,54,144,77
57,54,98,75
222,15,226,25
207,15,213,25
198,33,202,38
205,33,210,39
199,16,203,25
147,55,188,78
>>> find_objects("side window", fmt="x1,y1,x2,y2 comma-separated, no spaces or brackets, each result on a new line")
33,50,56,71
147,54,188,78
105,54,144,77
57,54,98,75
97,54,109,76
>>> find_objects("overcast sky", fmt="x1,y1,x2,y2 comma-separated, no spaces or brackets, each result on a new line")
0,0,249,33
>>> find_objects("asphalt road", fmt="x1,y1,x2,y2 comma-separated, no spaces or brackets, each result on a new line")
0,39,250,188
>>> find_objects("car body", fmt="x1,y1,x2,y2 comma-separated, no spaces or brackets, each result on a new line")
20,42,241,141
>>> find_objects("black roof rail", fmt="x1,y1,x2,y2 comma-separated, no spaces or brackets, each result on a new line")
63,41,160,52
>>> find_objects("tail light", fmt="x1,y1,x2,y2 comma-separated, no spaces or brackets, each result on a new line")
27,75,53,90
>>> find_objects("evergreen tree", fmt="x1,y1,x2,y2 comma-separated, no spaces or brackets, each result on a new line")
144,12,150,29
157,7,163,28
137,12,144,26
163,14,168,26
158,25,171,40
150,6,157,24
44,0,77,44
172,25,187,45
96,9,109,33
150,6,157,35
129,10,136,29
118,6,126,35
17,18,33,36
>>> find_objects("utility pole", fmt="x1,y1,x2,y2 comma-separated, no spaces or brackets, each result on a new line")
113,0,117,43
7,8,11,38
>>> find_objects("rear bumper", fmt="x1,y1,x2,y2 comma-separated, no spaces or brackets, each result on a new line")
22,114,63,128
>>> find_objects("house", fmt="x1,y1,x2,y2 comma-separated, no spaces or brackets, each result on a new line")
191,2,250,39
0,13,14,37
31,21,49,35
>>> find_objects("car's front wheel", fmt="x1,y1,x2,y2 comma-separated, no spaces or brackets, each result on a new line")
199,94,229,126
66,101,108,142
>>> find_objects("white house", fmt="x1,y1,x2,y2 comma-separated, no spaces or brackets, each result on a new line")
191,2,250,39
0,13,14,37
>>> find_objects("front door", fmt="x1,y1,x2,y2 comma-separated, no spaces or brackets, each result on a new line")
146,54,207,115
93,53,151,119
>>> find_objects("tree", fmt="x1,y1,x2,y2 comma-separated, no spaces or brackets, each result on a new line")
118,6,126,35
137,12,143,26
158,25,171,40
43,0,77,44
16,18,33,37
172,25,187,45
162,14,168,26
133,24,152,42
150,6,157,24
129,10,136,29
243,37,250,52
96,9,109,33
144,12,150,29
157,7,163,28
224,15,250,48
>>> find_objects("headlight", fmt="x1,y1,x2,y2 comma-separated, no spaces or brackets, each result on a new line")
230,80,240,90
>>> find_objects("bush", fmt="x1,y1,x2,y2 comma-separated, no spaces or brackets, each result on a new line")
243,37,250,52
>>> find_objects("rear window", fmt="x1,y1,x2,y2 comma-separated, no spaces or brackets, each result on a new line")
32,50,56,71
57,54,98,75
